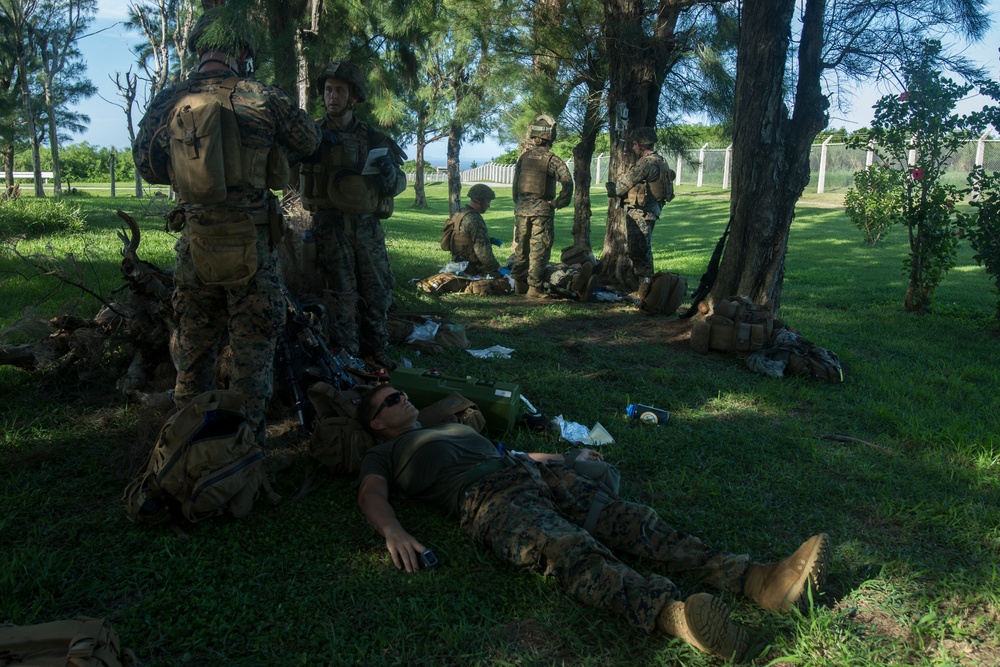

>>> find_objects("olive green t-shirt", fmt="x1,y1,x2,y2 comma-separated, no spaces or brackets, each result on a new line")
359,423,501,515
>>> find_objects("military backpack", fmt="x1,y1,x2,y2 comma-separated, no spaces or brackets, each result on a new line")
637,271,687,316
689,296,777,355
307,382,375,476
123,390,276,525
0,617,137,667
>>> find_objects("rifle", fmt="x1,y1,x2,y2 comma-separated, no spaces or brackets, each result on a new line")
277,283,360,432
680,216,732,319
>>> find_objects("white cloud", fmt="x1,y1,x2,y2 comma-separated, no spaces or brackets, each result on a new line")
95,0,133,21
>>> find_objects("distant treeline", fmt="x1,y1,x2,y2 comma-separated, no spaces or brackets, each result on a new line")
10,144,135,184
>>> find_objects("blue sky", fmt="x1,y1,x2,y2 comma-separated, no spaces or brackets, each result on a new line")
70,1,1000,161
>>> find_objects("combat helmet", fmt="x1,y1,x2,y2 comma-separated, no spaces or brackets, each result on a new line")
187,7,257,61
630,127,658,147
316,61,367,103
528,114,557,143
467,184,496,203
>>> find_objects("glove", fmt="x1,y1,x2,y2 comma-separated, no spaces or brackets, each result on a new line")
605,182,617,199
300,130,340,164
490,237,503,247
373,155,396,191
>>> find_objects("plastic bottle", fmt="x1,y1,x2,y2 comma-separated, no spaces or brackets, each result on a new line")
626,403,670,426
301,230,317,273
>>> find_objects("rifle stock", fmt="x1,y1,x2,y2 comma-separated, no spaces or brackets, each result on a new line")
680,217,732,319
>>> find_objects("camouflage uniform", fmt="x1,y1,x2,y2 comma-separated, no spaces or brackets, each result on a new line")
133,70,322,446
305,116,406,357
511,146,573,289
449,205,500,275
615,152,670,280
359,424,750,633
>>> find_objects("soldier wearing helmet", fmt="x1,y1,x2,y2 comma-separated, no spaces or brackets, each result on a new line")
440,184,501,276
132,6,322,449
510,114,574,299
299,60,408,371
605,127,675,282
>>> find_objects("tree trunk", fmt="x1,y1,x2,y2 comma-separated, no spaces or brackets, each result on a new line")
570,75,604,249
262,0,309,98
446,122,462,216
710,0,829,313
412,122,428,209
46,86,63,196
598,0,656,290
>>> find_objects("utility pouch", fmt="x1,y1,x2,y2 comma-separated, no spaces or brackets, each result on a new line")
328,174,378,215
266,146,290,190
186,211,259,288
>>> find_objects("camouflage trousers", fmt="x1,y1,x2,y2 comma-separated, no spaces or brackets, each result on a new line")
624,206,658,280
458,460,749,633
311,211,395,356
171,223,284,447
510,213,554,289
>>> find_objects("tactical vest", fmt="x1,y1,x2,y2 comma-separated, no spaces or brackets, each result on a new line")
626,153,672,207
166,75,273,204
442,209,475,258
300,121,394,217
517,151,556,199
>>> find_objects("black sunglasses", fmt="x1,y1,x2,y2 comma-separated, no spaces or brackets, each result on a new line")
373,390,407,420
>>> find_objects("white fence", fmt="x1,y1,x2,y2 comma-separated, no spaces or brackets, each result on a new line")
410,136,1000,194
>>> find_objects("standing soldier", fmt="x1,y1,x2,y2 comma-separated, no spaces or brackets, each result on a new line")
440,184,502,276
606,127,675,282
299,61,407,371
510,114,573,299
132,6,321,448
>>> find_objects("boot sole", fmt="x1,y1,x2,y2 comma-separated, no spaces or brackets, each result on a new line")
684,593,749,661
782,533,832,612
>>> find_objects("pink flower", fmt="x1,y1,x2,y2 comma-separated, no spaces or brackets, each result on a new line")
911,167,924,180
898,91,910,102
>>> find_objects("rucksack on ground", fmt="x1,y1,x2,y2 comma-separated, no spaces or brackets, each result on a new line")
638,272,687,316
387,311,470,355
123,390,276,525
465,277,513,296
417,392,488,434
690,295,777,355
0,617,137,667
415,273,471,293
307,382,375,475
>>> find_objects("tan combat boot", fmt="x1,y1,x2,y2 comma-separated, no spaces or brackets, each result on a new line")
657,593,749,662
525,286,551,299
743,533,831,612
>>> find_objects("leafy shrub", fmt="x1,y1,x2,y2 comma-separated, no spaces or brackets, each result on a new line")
844,164,903,245
961,167,1000,322
0,198,86,238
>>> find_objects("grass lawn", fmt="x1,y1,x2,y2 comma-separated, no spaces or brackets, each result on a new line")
1,183,999,666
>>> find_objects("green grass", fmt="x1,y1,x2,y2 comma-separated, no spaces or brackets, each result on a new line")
2,184,1000,665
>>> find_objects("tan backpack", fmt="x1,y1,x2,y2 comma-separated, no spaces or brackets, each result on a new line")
417,392,488,433
307,382,375,476
0,617,137,667
465,277,513,296
637,271,687,316
123,390,275,524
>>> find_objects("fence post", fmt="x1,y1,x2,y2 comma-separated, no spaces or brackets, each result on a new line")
722,144,733,190
865,143,874,167
817,135,833,194
595,153,603,183
675,155,683,187
976,130,990,167
697,143,709,187
109,152,116,198
908,135,917,167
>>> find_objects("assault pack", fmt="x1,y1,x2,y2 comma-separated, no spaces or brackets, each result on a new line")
440,209,472,253
689,296,777,354
166,75,285,205
307,382,374,476
123,390,277,525
0,617,137,667
637,272,687,316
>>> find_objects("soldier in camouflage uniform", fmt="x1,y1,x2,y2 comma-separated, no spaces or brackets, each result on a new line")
607,127,675,281
356,384,832,662
442,184,502,276
299,61,407,371
133,7,321,447
511,114,573,299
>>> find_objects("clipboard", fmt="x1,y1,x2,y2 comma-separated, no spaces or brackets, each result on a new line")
361,147,389,175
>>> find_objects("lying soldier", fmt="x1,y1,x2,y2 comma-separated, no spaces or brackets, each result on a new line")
356,383,832,662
